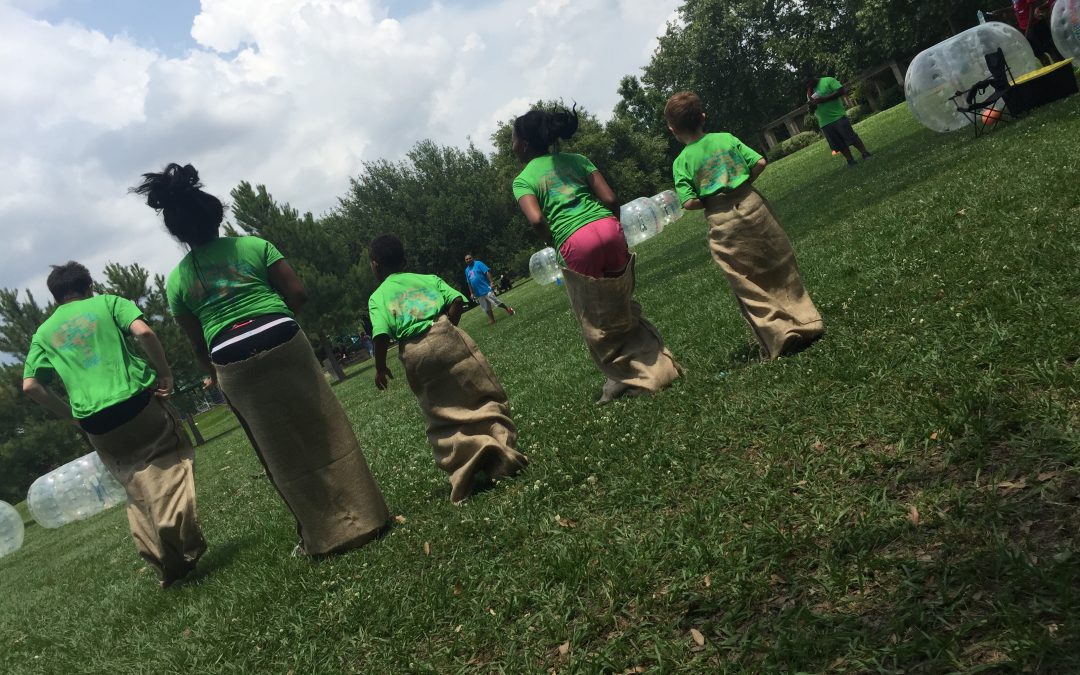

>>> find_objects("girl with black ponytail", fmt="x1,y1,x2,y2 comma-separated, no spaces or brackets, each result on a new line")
511,106,681,404
133,163,389,557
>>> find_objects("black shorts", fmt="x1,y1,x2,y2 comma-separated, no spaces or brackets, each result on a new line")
80,389,153,435
821,116,861,151
209,314,300,365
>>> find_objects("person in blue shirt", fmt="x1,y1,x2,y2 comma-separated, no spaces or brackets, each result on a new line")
464,253,515,325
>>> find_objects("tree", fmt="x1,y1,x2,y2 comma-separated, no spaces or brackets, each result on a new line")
338,140,532,285
617,0,986,153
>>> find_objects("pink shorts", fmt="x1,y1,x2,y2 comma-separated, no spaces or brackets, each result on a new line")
558,216,630,279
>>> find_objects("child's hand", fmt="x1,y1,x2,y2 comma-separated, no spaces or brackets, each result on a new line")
375,366,394,390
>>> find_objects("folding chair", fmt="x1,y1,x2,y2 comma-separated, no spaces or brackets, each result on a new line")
949,48,1020,137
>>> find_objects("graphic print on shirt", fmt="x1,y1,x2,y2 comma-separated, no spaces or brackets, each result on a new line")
389,287,442,323
694,151,749,195
49,314,100,368
539,167,584,209
190,260,260,303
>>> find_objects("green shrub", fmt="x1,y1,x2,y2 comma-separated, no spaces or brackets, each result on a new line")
878,85,904,108
767,130,821,161
846,104,869,123
803,112,819,131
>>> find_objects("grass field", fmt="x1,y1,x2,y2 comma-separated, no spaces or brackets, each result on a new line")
2,100,1079,673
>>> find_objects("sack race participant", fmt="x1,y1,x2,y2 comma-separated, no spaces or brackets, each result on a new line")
665,92,824,360
132,163,389,557
368,235,527,503
22,262,205,588
510,106,681,404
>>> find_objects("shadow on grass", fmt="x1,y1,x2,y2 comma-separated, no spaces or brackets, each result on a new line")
177,537,255,587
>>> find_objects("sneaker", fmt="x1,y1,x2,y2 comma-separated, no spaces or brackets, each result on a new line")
506,307,516,316
847,159,858,167
861,153,873,160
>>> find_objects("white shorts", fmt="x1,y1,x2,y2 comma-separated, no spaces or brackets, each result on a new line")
476,293,504,312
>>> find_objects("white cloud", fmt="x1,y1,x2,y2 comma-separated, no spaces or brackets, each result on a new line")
0,0,680,300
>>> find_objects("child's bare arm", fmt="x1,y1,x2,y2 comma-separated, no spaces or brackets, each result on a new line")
586,171,620,214
22,377,79,426
682,198,704,210
517,195,552,244
446,298,464,326
749,158,767,182
373,335,393,390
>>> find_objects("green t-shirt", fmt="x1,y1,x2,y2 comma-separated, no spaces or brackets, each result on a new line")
672,133,763,206
512,153,613,249
166,236,292,346
23,295,156,419
368,273,466,341
810,76,847,127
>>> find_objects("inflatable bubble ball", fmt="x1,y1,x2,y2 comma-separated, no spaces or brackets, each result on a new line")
905,22,1041,132
27,452,127,529
1051,0,1080,60
0,500,24,558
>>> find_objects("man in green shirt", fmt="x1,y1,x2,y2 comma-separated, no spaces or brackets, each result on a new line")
803,74,872,166
22,261,206,588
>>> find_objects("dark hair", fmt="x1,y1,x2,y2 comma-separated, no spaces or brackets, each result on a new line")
513,104,579,153
130,163,224,246
370,234,406,269
664,91,705,133
46,261,93,302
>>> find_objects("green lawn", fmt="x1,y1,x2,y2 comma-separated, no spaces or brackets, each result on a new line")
2,100,1079,672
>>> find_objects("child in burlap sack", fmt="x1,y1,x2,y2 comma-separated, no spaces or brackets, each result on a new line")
510,105,681,404
368,234,528,504
665,91,824,360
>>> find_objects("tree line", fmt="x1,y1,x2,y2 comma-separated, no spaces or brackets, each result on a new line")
0,0,983,502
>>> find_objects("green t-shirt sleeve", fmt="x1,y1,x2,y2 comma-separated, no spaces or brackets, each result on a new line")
732,136,763,167
512,173,534,201
23,335,52,380
261,238,285,267
166,269,192,317
672,154,697,206
367,294,390,339
106,295,145,333
435,277,467,307
573,154,598,175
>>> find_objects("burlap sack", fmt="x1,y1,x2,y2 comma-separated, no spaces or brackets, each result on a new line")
561,254,681,402
705,184,824,360
216,331,389,556
91,397,206,585
398,315,527,503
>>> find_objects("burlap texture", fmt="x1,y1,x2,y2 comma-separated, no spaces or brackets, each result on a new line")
91,397,206,585
705,184,824,360
561,254,681,400
216,331,389,556
399,316,527,503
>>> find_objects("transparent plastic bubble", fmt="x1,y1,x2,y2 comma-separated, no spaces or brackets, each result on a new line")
0,500,24,558
620,197,664,247
650,190,685,226
1051,0,1080,60
905,22,1041,132
528,247,563,285
27,452,126,529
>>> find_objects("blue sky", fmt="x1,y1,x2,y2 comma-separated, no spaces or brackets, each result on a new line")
31,0,202,55
26,0,479,56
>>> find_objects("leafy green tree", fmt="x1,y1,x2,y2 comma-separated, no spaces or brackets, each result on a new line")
338,140,532,284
